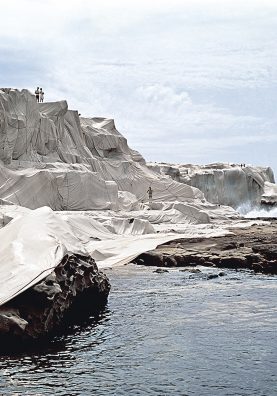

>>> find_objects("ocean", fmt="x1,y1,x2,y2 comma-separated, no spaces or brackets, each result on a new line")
0,264,276,395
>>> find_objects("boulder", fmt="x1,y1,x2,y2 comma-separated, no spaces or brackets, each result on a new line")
0,254,110,348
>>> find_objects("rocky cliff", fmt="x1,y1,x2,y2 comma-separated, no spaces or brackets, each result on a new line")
0,88,204,211
147,162,276,209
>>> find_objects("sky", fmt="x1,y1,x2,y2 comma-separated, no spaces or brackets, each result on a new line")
1,0,277,174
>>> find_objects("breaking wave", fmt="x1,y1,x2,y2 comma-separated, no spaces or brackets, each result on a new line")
237,202,277,218
244,207,277,218
237,202,277,219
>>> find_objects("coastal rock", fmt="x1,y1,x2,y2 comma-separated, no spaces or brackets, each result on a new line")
0,88,206,211
207,274,219,279
137,252,164,267
0,254,110,346
147,162,276,208
134,221,277,275
153,268,169,273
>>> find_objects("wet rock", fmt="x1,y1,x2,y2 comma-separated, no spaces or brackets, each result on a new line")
164,256,177,267
219,256,248,269
203,261,215,267
137,252,164,266
245,253,262,264
207,274,219,280
0,254,110,346
153,268,169,273
252,263,265,273
252,244,277,260
134,221,277,275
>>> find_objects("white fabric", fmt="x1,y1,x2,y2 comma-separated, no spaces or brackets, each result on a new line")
148,162,276,208
0,89,204,211
0,88,272,307
0,206,232,306
261,182,277,204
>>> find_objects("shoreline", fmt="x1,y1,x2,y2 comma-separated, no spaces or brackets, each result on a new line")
133,219,277,275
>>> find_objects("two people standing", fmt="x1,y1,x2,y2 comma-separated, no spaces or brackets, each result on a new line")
35,87,44,103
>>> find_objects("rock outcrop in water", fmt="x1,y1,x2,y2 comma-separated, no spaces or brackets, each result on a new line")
0,254,110,346
134,221,277,275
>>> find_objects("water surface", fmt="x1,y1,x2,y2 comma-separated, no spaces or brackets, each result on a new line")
0,265,276,395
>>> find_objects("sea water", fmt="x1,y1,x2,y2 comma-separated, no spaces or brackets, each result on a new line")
0,265,276,396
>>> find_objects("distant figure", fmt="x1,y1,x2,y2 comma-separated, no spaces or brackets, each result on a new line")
35,87,40,102
147,186,153,207
39,88,44,103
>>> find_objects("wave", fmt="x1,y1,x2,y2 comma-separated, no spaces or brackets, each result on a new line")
237,202,277,218
244,207,277,218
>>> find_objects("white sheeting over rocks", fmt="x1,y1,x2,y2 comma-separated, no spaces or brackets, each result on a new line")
0,88,263,306
0,88,204,210
261,182,277,205
0,205,235,306
148,162,276,208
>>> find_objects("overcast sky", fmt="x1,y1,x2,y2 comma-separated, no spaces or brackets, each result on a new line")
1,0,277,174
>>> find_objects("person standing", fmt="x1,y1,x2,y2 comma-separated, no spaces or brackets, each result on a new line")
147,186,153,207
35,87,40,102
39,88,44,103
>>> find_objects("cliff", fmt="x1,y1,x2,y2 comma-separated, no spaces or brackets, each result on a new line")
0,88,204,211
147,162,276,209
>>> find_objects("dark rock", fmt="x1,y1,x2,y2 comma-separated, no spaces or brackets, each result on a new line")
252,244,277,260
134,222,277,275
153,268,169,273
219,256,247,269
203,261,215,267
190,268,201,273
0,254,110,347
221,242,238,250
179,268,201,273
136,252,164,266
252,263,265,273
173,254,186,266
245,253,262,264
207,274,219,279
164,256,177,267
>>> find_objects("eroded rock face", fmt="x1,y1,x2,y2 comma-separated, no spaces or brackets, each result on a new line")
0,254,110,346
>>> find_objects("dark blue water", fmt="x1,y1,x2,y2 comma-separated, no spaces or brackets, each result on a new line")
0,265,276,395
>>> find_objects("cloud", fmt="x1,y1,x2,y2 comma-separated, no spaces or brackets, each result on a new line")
0,0,276,172
134,84,261,134
137,85,192,107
